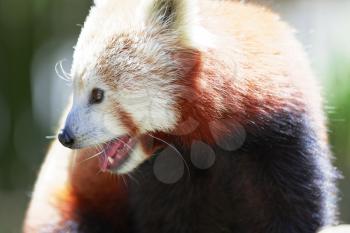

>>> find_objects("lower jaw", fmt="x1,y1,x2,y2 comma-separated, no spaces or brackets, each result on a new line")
99,136,137,172
99,134,164,173
100,152,131,172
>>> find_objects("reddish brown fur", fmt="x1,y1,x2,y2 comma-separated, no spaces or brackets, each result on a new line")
60,148,130,231
112,101,140,136
161,1,320,149
24,1,329,232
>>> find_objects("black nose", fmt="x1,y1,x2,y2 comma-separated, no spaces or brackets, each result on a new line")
58,129,75,148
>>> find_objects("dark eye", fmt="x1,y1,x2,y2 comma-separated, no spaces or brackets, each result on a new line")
90,88,104,104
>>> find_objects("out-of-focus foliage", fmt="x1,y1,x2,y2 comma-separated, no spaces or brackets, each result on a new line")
0,1,90,232
0,0,349,232
326,54,350,222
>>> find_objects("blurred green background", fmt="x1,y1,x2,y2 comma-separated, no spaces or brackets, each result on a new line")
0,0,349,232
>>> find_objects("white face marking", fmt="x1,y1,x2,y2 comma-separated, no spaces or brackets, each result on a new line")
63,77,128,148
117,144,147,174
114,78,180,133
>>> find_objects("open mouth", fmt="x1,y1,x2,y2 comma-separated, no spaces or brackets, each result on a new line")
99,135,137,171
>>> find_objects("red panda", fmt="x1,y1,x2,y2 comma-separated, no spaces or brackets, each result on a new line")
24,0,338,232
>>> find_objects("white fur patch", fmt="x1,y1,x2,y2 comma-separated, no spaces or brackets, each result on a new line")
117,143,147,174
115,81,179,133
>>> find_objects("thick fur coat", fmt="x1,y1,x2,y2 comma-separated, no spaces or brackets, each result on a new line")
24,0,338,232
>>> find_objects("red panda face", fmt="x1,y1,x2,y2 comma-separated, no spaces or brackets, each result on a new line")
64,35,182,173
58,0,212,173
59,0,202,173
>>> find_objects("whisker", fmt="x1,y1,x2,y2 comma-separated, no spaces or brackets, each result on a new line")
97,144,104,151
96,170,103,175
127,173,139,185
120,175,128,188
76,145,105,169
55,59,72,84
45,135,57,140
59,59,72,79
113,137,133,151
79,150,104,164
147,134,191,177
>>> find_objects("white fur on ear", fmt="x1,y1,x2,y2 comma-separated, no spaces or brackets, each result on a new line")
94,0,109,6
148,0,196,30
146,0,197,46
146,0,214,49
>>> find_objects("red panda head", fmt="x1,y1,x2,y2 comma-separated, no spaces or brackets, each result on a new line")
58,0,215,173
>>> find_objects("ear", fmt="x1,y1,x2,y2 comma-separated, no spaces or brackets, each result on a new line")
93,0,109,6
147,0,197,42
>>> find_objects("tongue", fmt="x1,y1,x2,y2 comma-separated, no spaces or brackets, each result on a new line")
105,140,124,158
99,136,131,171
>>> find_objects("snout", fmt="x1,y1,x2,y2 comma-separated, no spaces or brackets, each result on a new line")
58,128,75,148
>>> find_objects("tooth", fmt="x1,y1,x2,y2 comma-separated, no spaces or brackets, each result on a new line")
108,157,114,164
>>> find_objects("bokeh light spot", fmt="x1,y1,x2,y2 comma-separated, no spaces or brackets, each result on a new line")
153,146,184,184
190,141,216,170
